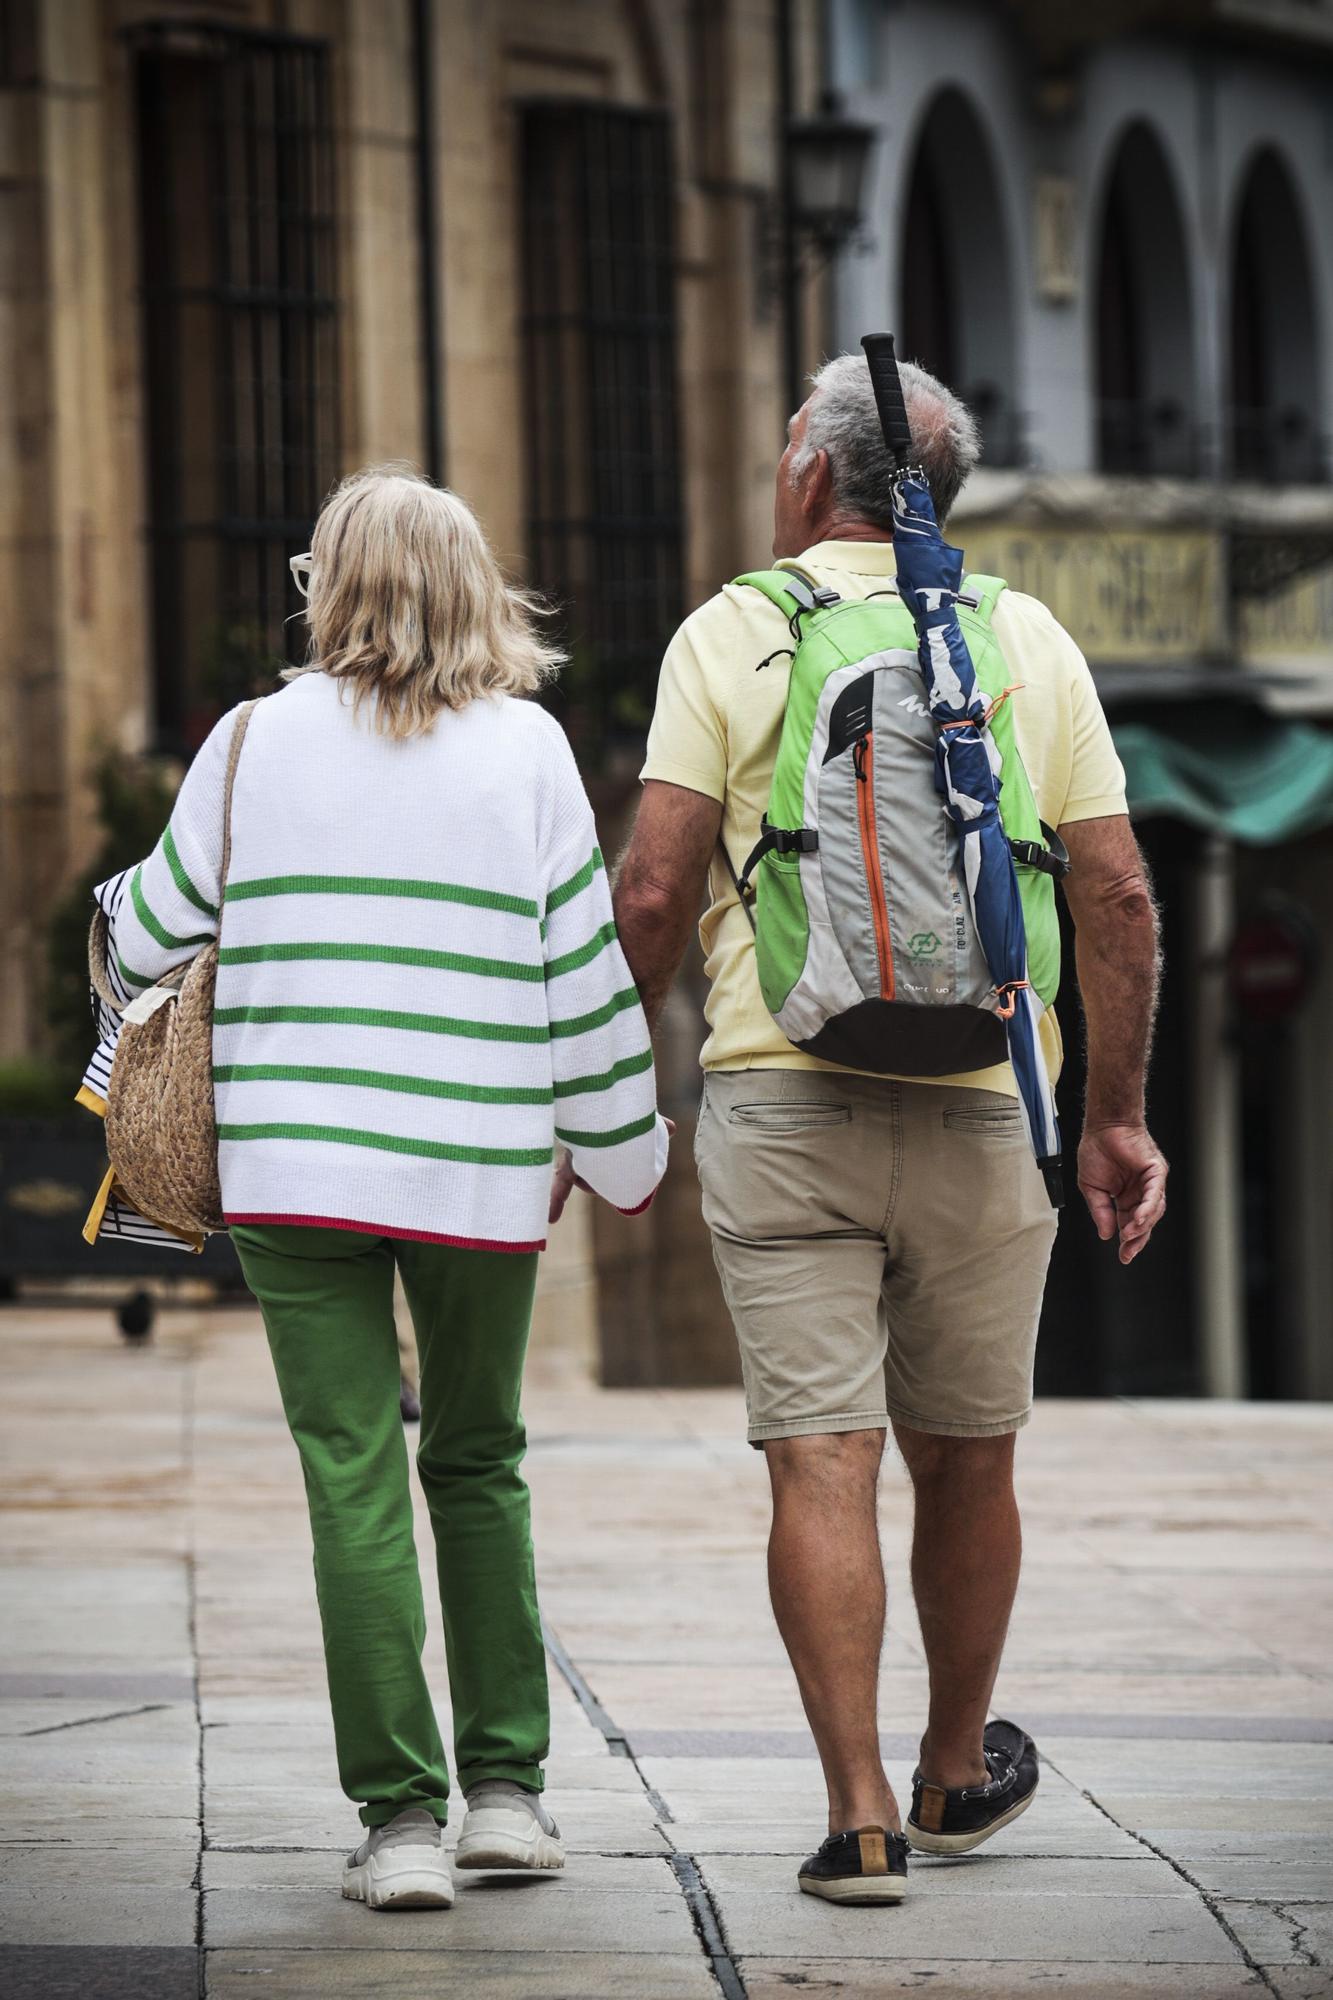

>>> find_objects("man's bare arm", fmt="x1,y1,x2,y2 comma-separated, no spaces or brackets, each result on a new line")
1059,813,1168,1264
549,780,716,1226
612,779,722,1035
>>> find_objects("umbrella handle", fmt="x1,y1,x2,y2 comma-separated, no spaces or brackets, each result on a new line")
860,332,915,471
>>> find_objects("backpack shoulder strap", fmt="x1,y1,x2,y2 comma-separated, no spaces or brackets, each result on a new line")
732,567,841,616
960,572,1008,626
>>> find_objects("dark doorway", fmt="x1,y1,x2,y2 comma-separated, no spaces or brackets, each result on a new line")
899,89,1020,467
1229,149,1325,484
1094,125,1197,477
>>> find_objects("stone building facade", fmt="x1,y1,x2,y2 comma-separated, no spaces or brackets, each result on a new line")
830,0,1333,1401
0,0,826,1382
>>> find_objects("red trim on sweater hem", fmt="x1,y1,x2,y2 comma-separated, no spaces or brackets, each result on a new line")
224,1212,545,1253
615,1192,656,1217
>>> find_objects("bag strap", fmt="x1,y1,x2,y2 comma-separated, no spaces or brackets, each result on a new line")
716,836,756,935
88,700,259,1017
219,699,259,908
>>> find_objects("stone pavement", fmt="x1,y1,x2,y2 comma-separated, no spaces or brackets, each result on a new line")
2,1258,1331,1999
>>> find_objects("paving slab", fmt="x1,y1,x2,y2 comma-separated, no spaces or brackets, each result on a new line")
0,1700,198,1742
0,1847,197,1888
713,1888,1241,1962
0,1884,196,1947
1094,1795,1333,1833
1043,1737,1333,1796
1263,1971,1333,1999
206,1946,718,1997
0,1944,199,2000
1132,1830,1333,1901
738,1960,1273,1998
1219,1899,1333,1967
3,1739,199,1785
203,1879,700,1953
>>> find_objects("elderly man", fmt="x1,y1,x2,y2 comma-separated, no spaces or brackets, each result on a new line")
577,355,1166,1902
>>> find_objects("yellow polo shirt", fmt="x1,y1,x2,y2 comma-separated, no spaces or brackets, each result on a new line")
640,539,1128,1094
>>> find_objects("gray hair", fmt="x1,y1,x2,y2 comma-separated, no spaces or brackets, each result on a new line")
789,353,981,525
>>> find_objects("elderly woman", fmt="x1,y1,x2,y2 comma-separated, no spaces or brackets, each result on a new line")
92,468,669,1909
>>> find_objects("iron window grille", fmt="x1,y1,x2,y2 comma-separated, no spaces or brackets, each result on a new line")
519,101,685,755
135,22,340,751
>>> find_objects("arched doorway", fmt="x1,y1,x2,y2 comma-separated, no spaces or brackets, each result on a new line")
1094,123,1197,476
899,88,1020,466
1229,148,1324,484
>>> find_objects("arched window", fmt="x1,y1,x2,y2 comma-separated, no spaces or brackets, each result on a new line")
899,89,1019,467
1094,123,1196,476
1229,149,1324,484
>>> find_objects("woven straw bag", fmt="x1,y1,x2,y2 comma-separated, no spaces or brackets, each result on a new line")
88,701,257,1236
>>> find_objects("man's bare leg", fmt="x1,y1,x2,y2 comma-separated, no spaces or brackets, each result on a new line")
892,1426,1021,1789
764,1430,900,1833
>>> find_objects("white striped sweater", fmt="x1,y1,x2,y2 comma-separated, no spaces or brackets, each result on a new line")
89,675,669,1250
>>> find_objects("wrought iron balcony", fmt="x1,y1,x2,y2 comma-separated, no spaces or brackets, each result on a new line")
1229,406,1329,485
1097,399,1201,478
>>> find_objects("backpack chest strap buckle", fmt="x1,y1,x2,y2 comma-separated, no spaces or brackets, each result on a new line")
736,820,819,899
1008,821,1071,880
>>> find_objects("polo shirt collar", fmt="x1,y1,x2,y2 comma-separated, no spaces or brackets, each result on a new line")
797,539,898,581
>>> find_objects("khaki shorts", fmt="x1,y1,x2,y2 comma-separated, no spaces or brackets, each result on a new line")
695,1069,1059,1445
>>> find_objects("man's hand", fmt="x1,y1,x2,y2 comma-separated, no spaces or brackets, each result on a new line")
1060,815,1167,1263
549,1121,676,1226
1077,1121,1168,1265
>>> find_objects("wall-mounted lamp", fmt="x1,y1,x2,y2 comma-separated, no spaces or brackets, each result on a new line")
762,94,877,412
786,107,878,260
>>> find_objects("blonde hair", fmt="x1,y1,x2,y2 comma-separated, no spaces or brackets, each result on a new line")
286,465,564,736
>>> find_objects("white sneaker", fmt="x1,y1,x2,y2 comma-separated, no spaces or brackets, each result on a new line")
454,1780,565,1871
341,1805,454,1910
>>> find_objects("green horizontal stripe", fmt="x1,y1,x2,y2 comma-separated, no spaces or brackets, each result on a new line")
546,848,604,916
214,1062,553,1106
130,866,213,954
545,920,618,982
552,1046,654,1099
225,873,539,919
217,940,544,982
218,1121,553,1167
548,985,640,1039
163,825,216,918
213,1003,548,1043
555,1111,657,1149
113,950,154,993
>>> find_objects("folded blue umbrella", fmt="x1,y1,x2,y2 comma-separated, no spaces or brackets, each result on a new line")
862,335,1063,1206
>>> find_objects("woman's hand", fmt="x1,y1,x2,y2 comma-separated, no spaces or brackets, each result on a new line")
548,1119,676,1226
548,1148,592,1226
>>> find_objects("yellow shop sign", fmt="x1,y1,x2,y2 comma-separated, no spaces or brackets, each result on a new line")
1239,563,1333,662
961,527,1226,662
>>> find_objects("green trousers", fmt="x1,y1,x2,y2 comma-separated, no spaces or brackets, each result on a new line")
231,1223,548,1827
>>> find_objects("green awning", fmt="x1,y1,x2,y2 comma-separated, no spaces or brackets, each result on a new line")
1114,709,1333,845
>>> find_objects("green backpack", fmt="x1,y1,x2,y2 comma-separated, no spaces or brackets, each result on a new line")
727,565,1067,1077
